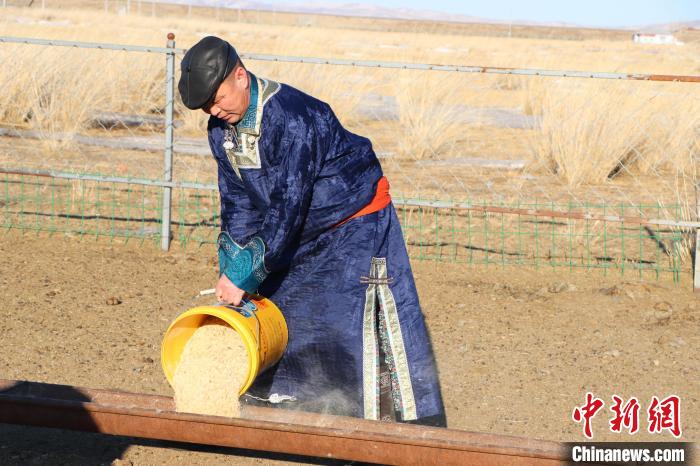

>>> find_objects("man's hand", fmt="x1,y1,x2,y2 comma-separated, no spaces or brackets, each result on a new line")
215,274,245,306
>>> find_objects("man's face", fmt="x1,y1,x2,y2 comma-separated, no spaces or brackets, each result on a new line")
204,66,250,124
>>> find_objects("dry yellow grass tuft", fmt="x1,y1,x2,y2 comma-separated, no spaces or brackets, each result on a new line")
393,71,470,160
0,44,163,147
525,78,700,187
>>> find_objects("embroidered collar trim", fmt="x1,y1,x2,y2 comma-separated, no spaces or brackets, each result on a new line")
236,71,260,136
233,73,281,137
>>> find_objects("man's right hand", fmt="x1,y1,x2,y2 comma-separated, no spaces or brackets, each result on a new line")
215,273,245,306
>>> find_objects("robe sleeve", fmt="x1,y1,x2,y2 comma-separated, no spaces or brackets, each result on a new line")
257,119,318,272
218,108,327,293
217,110,320,293
208,121,260,244
209,121,272,293
217,164,260,243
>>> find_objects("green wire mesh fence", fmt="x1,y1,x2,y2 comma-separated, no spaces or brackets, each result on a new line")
1,171,688,281
1,172,163,243
397,198,686,282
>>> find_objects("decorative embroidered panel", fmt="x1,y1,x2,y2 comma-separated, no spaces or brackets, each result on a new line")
362,257,418,421
224,74,282,178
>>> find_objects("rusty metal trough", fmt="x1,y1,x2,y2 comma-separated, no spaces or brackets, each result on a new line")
0,379,567,465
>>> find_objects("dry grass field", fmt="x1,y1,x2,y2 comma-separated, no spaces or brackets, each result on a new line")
0,2,698,202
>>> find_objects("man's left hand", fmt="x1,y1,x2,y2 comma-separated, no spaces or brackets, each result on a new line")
215,273,245,306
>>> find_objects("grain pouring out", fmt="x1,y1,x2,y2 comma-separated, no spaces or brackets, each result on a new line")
172,317,248,417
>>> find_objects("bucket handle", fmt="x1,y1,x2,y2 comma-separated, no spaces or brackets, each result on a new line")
198,289,262,352
221,303,261,352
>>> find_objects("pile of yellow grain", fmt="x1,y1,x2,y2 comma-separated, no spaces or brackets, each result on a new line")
172,318,249,417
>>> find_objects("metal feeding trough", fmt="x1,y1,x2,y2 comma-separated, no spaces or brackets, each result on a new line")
0,379,566,465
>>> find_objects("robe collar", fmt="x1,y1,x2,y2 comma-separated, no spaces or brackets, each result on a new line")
235,71,261,136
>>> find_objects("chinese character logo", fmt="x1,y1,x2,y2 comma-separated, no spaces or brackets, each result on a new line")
609,395,640,434
648,395,682,438
572,393,682,439
572,392,605,439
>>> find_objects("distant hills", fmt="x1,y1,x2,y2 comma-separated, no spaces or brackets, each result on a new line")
637,20,700,33
157,0,698,31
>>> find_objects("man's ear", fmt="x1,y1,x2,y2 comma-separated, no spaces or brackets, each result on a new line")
235,66,249,88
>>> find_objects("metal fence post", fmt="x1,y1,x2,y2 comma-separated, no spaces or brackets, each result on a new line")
694,183,700,292
161,32,175,251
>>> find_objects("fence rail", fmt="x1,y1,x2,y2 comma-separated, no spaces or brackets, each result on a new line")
0,36,176,54
2,35,699,83
2,167,698,229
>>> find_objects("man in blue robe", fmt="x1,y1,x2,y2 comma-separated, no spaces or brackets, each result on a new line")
178,37,445,426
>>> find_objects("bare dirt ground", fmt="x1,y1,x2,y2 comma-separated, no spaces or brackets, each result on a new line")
0,229,698,464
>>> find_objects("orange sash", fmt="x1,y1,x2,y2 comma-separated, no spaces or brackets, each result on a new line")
336,176,391,227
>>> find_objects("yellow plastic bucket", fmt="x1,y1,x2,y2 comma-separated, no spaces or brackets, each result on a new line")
161,296,288,395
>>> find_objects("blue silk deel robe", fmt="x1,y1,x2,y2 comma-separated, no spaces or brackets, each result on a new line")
208,72,445,423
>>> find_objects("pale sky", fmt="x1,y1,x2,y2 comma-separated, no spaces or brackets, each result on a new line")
269,0,698,28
